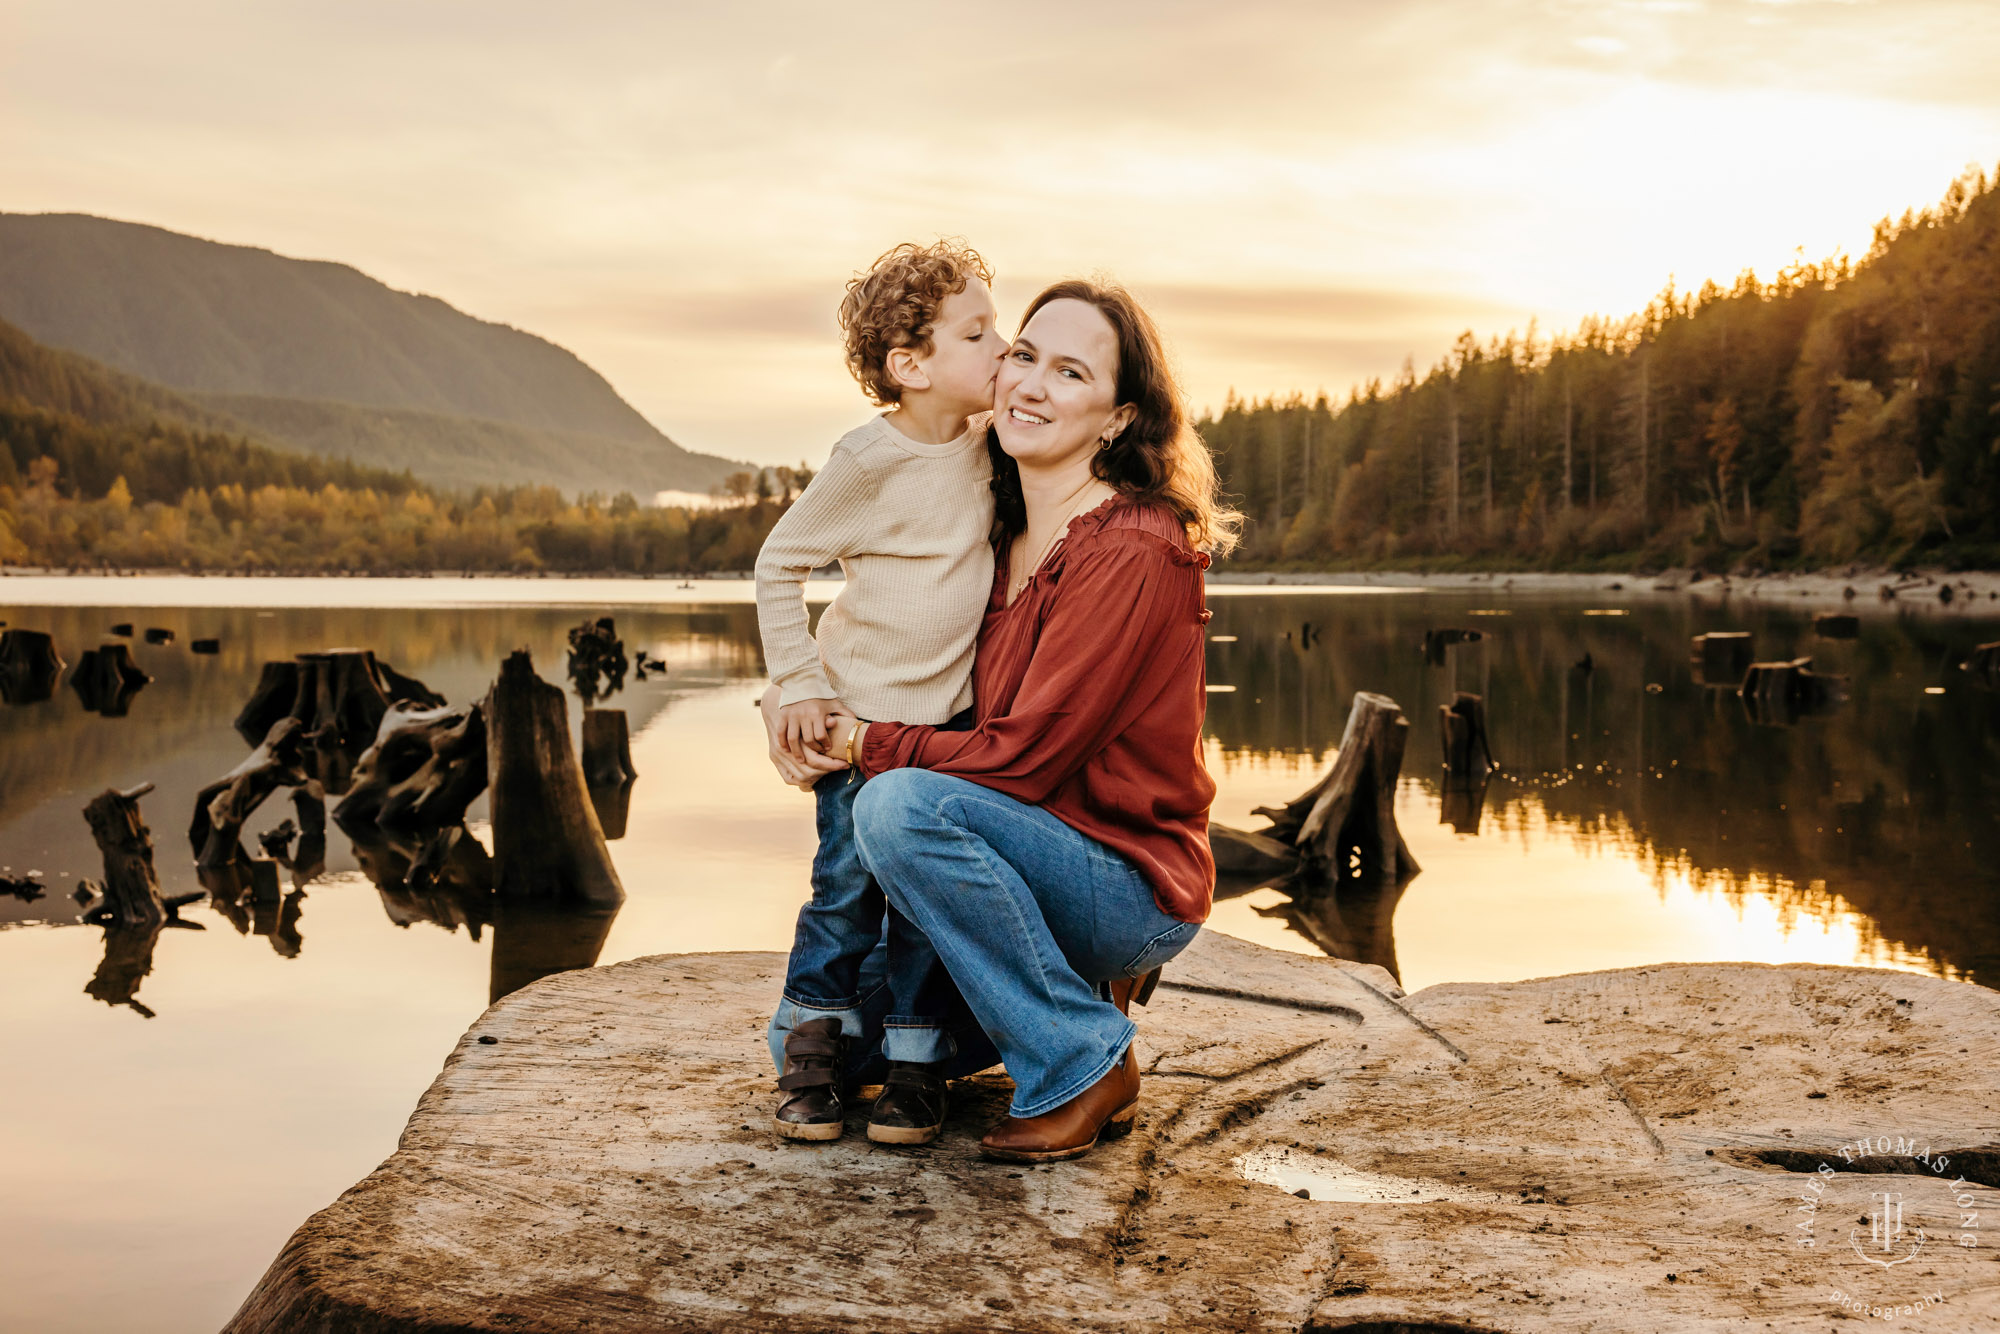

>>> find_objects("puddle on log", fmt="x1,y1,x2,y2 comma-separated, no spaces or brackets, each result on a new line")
1234,1147,1501,1204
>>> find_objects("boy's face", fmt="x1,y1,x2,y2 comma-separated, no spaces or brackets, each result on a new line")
909,280,1004,414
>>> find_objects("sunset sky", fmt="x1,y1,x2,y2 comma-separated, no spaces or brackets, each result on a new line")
7,1,2000,466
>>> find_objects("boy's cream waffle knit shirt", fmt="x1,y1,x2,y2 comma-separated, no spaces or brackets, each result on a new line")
754,413,994,726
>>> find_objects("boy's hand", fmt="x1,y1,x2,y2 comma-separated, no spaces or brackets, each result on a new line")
760,685,849,789
775,696,841,761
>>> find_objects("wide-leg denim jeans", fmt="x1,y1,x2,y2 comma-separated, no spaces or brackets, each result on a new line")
851,768,1200,1118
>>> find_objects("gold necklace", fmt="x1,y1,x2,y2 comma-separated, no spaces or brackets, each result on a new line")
1010,483,1107,600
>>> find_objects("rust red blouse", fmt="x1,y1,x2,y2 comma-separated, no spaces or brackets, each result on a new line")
858,495,1217,923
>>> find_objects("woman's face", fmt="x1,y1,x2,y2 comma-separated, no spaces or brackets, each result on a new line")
992,298,1135,471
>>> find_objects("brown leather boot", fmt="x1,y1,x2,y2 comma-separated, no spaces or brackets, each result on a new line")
773,1017,846,1141
866,1060,948,1145
979,1046,1140,1163
1107,966,1162,1016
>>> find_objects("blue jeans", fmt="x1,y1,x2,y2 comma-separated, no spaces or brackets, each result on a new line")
771,752,963,1066
851,769,1200,1118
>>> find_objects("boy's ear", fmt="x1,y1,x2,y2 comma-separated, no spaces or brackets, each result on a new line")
885,345,931,394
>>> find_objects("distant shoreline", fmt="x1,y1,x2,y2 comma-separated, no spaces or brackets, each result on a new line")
6,563,2000,616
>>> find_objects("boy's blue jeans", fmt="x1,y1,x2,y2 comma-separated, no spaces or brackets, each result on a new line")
769,714,973,1069
850,768,1200,1118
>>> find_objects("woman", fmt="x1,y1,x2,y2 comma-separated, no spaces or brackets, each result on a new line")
806,278,1238,1162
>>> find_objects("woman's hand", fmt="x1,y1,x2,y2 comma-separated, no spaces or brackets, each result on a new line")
760,684,850,790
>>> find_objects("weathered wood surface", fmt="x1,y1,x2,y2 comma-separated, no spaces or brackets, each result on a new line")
224,932,2000,1332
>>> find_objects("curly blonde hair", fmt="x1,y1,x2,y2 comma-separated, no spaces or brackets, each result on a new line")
838,239,994,406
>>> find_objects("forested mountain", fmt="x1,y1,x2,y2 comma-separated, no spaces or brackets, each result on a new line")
1204,167,2000,571
0,315,782,573
0,213,742,496
0,315,423,501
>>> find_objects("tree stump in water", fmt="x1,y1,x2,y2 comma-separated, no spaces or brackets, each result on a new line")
1739,656,1845,725
1294,692,1420,881
234,651,444,751
83,918,166,1018
0,628,65,705
1436,691,1495,781
222,932,2000,1334
234,662,300,744
1813,612,1859,640
81,784,166,930
143,627,175,645
1690,631,1754,685
1228,692,1419,885
190,718,313,867
567,617,628,706
486,651,624,906
334,703,488,833
69,642,152,716
581,708,637,787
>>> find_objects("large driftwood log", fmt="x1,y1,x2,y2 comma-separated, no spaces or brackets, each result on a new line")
485,652,623,906
1294,691,1420,881
190,718,313,866
1208,823,1297,880
69,642,152,716
223,933,2000,1334
1436,690,1496,780
81,784,166,930
335,704,488,832
0,628,65,705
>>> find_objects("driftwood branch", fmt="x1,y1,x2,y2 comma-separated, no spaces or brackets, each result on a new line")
335,704,488,833
190,718,313,867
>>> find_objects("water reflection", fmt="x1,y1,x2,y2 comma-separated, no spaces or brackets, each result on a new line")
1201,592,2000,984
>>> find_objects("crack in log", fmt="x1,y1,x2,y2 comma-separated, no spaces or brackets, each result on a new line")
1333,978,1471,1065
1596,1067,1667,1158
1158,980,1363,1025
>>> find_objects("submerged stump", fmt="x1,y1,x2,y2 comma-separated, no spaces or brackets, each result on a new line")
486,651,623,906
0,628,65,705
224,932,2000,1333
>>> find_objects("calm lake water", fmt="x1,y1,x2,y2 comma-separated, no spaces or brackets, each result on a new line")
3,575,1997,1333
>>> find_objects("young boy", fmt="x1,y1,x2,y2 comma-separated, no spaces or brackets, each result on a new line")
754,239,1001,1145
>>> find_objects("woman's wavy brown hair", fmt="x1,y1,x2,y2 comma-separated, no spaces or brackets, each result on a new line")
838,239,993,406
990,279,1241,555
